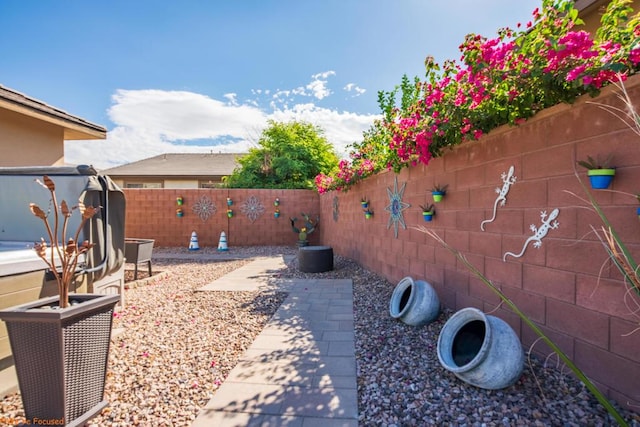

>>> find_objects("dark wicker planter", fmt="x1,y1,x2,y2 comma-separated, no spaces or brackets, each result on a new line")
0,293,119,426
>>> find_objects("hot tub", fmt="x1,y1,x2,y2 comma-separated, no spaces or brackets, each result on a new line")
0,166,126,366
0,241,46,277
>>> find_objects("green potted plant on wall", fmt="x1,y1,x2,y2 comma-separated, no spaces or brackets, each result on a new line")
577,154,616,189
420,204,435,222
0,176,119,426
431,184,448,202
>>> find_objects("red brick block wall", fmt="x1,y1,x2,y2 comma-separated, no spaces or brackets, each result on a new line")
119,75,640,411
123,188,319,248
318,75,640,411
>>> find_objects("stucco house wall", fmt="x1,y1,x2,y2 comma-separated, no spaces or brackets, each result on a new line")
0,108,64,166
0,84,106,166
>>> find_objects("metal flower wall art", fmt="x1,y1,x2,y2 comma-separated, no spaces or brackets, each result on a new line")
503,209,560,261
241,195,265,222
385,176,410,238
481,165,517,231
192,195,217,222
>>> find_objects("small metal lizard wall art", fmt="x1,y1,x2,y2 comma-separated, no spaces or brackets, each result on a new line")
481,165,517,231
503,208,560,261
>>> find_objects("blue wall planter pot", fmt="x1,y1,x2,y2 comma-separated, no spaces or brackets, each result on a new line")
437,307,524,390
422,212,434,222
389,276,440,326
587,168,615,189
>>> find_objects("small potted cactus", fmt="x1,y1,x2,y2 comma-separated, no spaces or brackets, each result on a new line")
432,184,448,202
420,204,435,222
577,154,615,189
290,213,319,247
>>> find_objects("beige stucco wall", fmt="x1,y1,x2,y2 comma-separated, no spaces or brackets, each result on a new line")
163,179,199,189
580,0,640,34
108,178,207,189
0,108,65,166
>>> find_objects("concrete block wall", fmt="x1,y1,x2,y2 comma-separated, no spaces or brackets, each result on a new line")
319,75,640,410
120,75,640,410
123,188,319,248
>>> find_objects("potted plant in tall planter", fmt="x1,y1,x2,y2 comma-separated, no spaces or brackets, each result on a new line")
0,176,119,426
577,154,616,189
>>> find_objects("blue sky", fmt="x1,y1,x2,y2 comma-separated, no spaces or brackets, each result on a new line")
0,0,540,169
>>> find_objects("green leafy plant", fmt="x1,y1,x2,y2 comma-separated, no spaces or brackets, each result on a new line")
30,176,100,309
225,120,338,190
419,203,435,214
576,153,615,170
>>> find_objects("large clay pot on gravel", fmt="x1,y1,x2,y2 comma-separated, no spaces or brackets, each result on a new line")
389,276,440,326
437,307,524,390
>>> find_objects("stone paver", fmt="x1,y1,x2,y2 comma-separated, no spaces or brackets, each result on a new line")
192,257,357,427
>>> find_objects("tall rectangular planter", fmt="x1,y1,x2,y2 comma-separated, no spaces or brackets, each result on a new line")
124,238,155,280
0,293,119,427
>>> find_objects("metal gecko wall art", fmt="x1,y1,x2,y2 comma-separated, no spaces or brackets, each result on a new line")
503,209,560,261
480,165,517,231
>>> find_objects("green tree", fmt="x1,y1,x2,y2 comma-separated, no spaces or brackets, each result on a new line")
224,120,338,189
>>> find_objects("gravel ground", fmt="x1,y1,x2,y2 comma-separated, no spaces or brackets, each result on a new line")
1,245,639,426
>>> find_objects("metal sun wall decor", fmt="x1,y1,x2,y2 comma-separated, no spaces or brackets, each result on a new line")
385,176,410,238
241,195,265,223
192,195,217,222
503,209,560,261
333,196,339,221
480,165,517,231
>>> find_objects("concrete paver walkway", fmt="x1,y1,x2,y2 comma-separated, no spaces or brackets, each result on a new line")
192,256,357,427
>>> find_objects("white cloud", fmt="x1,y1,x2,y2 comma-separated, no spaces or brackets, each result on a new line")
344,83,366,96
306,70,335,100
64,72,378,169
223,93,238,105
312,71,336,80
270,103,377,156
